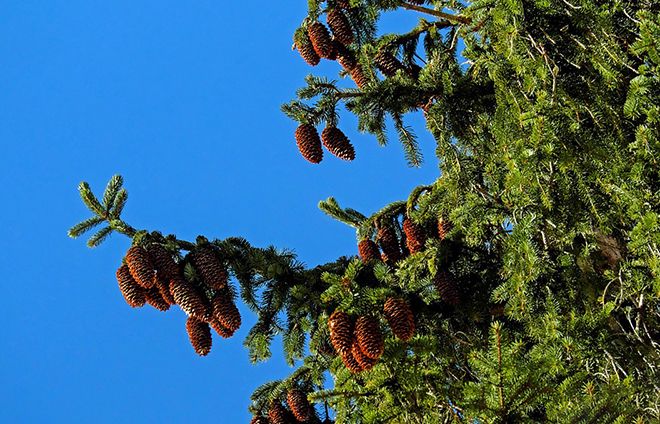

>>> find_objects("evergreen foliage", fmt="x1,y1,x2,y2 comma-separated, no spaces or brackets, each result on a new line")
70,1,660,422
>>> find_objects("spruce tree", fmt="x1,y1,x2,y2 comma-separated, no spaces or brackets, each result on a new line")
70,1,660,422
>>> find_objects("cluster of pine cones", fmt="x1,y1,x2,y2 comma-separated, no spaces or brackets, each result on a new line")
327,297,414,373
293,3,359,164
115,242,241,356
251,388,333,424
358,216,460,305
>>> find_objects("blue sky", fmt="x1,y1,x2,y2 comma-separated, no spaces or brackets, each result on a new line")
0,1,438,422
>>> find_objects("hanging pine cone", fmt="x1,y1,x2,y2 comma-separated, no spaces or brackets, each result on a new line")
210,318,235,338
295,124,323,164
186,316,212,356
336,43,357,70
349,65,369,89
295,29,321,66
170,276,211,321
125,245,155,288
268,403,293,424
340,349,364,373
287,388,313,422
355,316,384,360
211,291,241,332
321,126,355,161
116,264,146,307
434,271,460,306
403,217,426,254
358,239,380,263
351,338,377,371
148,244,177,304
437,217,453,240
377,224,402,265
383,297,415,341
144,286,171,311
250,415,269,424
327,8,354,46
374,51,406,78
328,310,353,355
336,0,351,9
308,22,335,59
155,279,176,305
191,246,228,290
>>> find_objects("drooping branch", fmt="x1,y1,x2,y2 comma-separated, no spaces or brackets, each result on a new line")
400,2,471,25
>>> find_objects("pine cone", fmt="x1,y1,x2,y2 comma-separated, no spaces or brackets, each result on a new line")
349,65,369,89
144,286,171,311
336,0,351,9
355,316,384,360
340,349,364,373
437,217,453,240
186,316,212,356
403,217,426,254
210,318,235,338
351,338,377,371
295,29,321,66
287,388,312,422
268,403,293,424
295,124,323,164
327,8,354,46
191,246,228,290
148,244,178,304
434,271,460,306
116,264,146,307
170,276,211,321
377,225,402,265
328,310,353,355
336,43,357,70
358,239,380,263
211,291,241,332
250,415,269,424
308,22,335,59
383,297,415,341
321,126,355,161
374,51,405,77
125,245,155,288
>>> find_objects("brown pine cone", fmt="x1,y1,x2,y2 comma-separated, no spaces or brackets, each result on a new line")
155,279,176,305
191,246,228,290
125,245,155,288
402,217,426,254
336,0,351,9
434,271,460,306
116,264,146,307
287,388,312,422
349,65,369,89
250,415,269,424
328,310,353,355
211,292,241,332
186,316,212,356
336,43,357,70
148,244,178,283
374,51,405,77
383,297,415,341
355,316,384,360
308,22,335,59
340,349,364,373
358,239,380,263
327,8,354,46
170,276,211,321
209,318,235,339
295,29,321,66
377,225,402,265
144,286,171,311
268,403,293,424
351,338,377,371
295,124,323,164
321,126,355,161
437,217,453,240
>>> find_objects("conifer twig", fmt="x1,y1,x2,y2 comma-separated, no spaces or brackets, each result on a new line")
400,2,471,25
